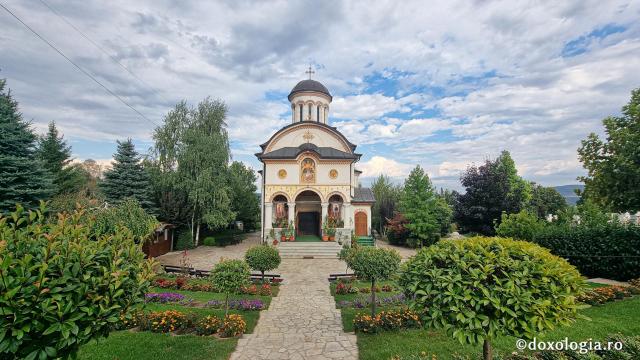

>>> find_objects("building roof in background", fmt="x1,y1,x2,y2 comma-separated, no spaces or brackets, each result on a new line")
353,187,375,203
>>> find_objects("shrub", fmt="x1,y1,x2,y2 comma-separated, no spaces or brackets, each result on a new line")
218,314,246,337
629,277,640,289
495,210,545,241
244,245,281,281
259,283,272,296
381,284,394,292
242,284,258,295
532,222,640,280
194,315,221,336
349,247,401,316
576,285,637,305
335,281,353,295
115,310,145,330
141,310,190,333
0,204,154,360
175,229,195,250
210,259,251,316
203,236,216,246
92,198,158,242
399,237,585,360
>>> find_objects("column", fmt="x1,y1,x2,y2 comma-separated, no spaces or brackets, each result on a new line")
321,202,329,223
293,104,300,123
324,106,328,123
343,203,353,230
291,105,295,122
310,104,316,121
287,202,296,227
265,203,273,230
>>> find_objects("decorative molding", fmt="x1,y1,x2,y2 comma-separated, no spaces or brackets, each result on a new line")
278,169,287,179
265,124,351,153
329,169,338,179
264,185,350,204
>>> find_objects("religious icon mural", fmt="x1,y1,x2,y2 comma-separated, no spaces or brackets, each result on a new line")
329,202,341,219
301,158,315,183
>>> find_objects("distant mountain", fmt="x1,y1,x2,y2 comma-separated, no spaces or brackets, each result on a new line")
553,185,584,206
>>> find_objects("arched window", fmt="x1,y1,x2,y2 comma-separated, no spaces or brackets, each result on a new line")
299,104,303,122
308,103,312,121
316,105,320,122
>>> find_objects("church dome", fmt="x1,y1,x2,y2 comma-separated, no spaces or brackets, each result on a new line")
288,79,332,101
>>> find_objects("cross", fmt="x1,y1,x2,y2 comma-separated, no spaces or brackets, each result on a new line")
305,65,315,79
303,130,314,142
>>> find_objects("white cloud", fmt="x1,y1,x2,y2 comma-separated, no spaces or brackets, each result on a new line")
357,156,413,178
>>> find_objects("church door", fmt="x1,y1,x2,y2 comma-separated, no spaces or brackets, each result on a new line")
298,212,320,236
355,212,368,237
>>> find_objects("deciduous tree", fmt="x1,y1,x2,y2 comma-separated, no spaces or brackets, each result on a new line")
229,161,260,231
528,183,567,218
371,175,401,234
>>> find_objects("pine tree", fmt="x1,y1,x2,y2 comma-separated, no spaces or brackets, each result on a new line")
101,139,156,213
36,121,87,195
0,79,53,212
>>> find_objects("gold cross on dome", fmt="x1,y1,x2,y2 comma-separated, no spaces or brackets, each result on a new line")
303,130,314,142
305,65,315,79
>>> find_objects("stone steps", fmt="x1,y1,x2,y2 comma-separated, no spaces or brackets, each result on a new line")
277,242,342,259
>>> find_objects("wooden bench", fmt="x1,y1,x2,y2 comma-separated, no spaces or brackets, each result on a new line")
328,273,356,281
161,265,281,281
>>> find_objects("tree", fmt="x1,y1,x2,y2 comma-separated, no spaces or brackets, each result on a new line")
371,175,401,234
101,139,156,213
398,166,452,247
349,247,401,316
0,79,53,212
210,259,250,316
36,121,88,195
494,209,545,241
151,99,234,246
229,161,260,231
92,198,158,242
455,151,531,235
244,245,281,281
0,203,154,359
399,237,585,360
528,183,567,218
577,88,640,212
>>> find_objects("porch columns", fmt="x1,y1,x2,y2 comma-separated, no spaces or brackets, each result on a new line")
343,203,353,229
321,202,329,223
287,202,296,227
265,203,273,230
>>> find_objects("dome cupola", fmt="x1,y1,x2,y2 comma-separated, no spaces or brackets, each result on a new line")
289,67,332,124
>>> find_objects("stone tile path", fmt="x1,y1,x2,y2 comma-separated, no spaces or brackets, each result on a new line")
230,259,358,360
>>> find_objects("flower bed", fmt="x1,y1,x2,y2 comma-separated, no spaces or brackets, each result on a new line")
145,292,186,303
153,276,278,295
577,285,640,305
206,299,265,311
337,294,406,309
353,308,421,334
121,309,247,338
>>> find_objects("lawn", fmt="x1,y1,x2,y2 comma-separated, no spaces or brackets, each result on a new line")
78,287,272,360
331,280,640,359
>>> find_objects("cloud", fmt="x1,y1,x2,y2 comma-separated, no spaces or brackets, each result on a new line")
357,156,413,178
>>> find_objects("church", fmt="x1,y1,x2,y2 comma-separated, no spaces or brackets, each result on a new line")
256,76,375,243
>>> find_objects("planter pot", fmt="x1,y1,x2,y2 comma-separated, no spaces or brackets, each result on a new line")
288,236,295,241
329,236,335,241
281,236,286,241
272,239,278,245
322,235,329,241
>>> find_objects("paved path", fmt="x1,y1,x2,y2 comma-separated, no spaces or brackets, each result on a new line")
230,259,358,360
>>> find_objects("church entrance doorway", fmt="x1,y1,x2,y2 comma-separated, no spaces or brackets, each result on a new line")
295,190,322,241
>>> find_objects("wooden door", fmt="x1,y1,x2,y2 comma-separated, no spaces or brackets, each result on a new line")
355,212,367,236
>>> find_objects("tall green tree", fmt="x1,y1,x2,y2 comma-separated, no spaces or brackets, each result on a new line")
151,98,234,246
455,151,531,235
370,174,401,234
577,88,640,212
0,79,53,212
36,121,88,195
528,183,567,218
398,165,452,247
101,139,156,213
228,161,260,231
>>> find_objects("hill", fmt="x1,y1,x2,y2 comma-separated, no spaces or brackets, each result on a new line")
553,184,584,206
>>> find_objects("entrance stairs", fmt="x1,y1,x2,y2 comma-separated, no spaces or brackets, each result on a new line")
277,241,342,259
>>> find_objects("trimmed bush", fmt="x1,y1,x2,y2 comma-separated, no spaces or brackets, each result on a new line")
533,222,640,280
0,204,154,360
244,245,281,281
349,247,401,316
399,237,585,360
210,259,251,316
203,236,216,246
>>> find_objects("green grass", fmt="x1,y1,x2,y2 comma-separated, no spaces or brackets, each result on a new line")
345,296,640,360
77,331,237,360
148,286,277,305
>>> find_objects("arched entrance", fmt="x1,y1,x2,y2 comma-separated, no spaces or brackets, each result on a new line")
295,190,322,238
355,211,368,237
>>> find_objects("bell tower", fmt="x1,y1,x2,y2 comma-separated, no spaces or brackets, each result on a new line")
288,68,332,124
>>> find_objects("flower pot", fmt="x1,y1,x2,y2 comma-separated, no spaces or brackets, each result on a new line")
281,235,286,241
272,239,278,245
322,235,329,241
288,236,295,242
329,236,335,241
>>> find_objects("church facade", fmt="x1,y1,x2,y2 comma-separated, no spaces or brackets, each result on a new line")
256,78,375,242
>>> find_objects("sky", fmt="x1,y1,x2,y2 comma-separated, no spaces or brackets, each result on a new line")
1,0,639,191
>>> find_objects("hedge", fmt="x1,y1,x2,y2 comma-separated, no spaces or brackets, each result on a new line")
532,223,640,281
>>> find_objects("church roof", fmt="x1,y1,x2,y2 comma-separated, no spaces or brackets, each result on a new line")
259,122,357,152
353,187,375,203
288,79,332,101
256,143,361,161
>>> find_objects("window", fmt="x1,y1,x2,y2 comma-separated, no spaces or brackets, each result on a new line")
317,106,320,122
308,104,312,121
299,104,303,121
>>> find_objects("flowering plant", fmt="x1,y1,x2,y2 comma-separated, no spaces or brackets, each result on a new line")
194,315,221,336
218,314,246,337
141,310,189,333
353,308,421,333
242,284,258,295
577,285,637,305
145,292,186,303
259,283,272,296
207,299,265,311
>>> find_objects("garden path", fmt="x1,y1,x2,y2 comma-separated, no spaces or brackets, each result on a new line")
230,259,358,360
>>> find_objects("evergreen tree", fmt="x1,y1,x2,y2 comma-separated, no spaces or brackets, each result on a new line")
398,165,452,247
101,139,156,213
228,161,260,231
370,174,401,234
0,79,53,212
36,121,87,195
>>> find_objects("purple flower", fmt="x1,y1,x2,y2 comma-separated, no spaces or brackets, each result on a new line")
206,299,264,311
145,292,186,303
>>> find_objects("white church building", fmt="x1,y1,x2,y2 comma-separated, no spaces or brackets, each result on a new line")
256,77,375,243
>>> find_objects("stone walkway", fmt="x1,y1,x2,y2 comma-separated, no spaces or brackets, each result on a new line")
230,259,358,360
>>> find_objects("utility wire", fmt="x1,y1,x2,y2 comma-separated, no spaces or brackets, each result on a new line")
0,3,158,127
37,0,170,105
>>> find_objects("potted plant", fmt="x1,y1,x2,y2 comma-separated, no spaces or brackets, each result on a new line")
287,221,295,241
270,229,278,245
327,227,336,241
322,217,329,241
280,229,286,242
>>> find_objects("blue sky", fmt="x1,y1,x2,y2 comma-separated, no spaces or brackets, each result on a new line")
1,0,640,190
